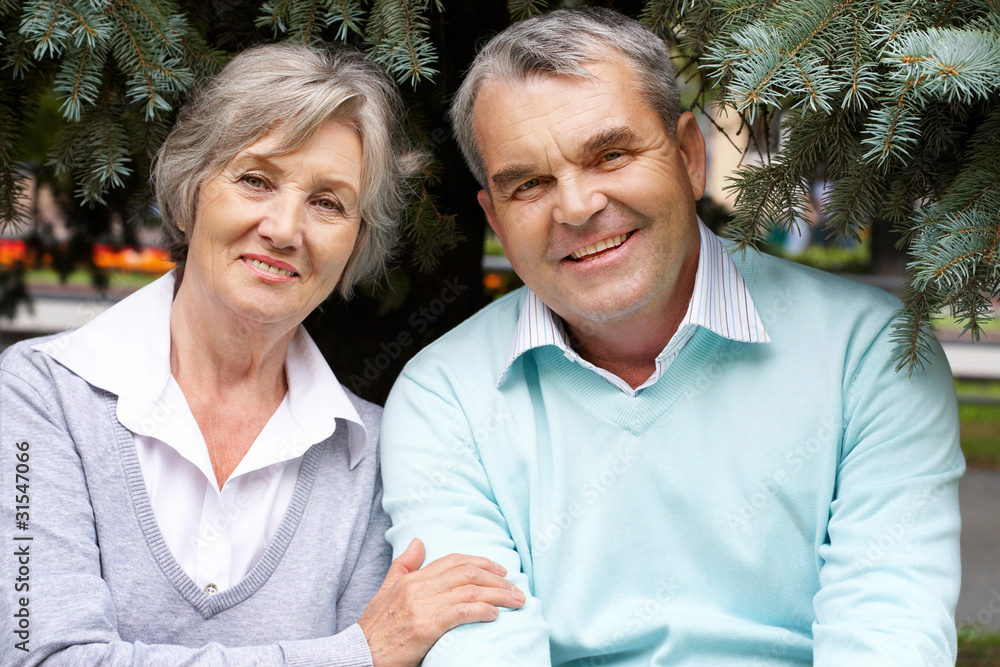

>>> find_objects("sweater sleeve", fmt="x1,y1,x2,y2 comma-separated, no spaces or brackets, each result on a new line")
335,470,393,632
380,369,551,666
0,366,374,667
811,322,964,665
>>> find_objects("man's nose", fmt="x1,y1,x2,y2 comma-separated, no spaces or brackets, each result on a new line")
552,174,608,226
257,194,305,249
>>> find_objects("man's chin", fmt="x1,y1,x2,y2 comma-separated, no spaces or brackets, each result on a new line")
550,292,655,333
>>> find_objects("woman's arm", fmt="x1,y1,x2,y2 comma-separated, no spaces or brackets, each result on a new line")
0,358,521,667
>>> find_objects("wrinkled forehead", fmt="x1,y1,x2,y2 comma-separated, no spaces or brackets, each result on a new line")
472,61,645,157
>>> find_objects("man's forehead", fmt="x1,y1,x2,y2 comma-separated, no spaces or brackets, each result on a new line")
472,67,650,173
476,73,620,136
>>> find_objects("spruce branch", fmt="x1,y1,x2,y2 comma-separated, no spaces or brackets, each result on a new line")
366,0,439,87
20,0,71,59
884,27,1000,106
2,31,35,78
891,277,941,375
823,164,881,243
406,178,463,273
0,99,30,229
325,0,365,41
54,41,108,122
724,158,811,249
508,0,548,22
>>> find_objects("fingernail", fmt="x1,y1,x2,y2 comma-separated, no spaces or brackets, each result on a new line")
493,562,507,575
512,588,525,603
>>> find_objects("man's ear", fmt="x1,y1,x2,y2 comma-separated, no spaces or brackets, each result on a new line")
675,111,707,200
477,189,504,246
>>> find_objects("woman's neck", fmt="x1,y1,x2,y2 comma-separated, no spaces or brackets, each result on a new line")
169,272,296,488
169,271,294,399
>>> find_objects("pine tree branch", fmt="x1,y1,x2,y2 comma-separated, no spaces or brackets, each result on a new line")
933,0,959,27
303,0,320,42
508,0,548,22
891,279,940,375
22,0,68,59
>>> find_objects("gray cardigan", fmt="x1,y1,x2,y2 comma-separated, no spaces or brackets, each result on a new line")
0,336,391,666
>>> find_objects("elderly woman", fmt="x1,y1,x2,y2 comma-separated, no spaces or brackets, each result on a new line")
0,44,522,666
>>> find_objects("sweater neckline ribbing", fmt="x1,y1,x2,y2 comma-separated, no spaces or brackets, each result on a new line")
104,392,323,619
531,327,728,435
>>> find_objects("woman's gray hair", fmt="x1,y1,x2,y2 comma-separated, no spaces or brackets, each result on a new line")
154,42,426,298
449,7,681,190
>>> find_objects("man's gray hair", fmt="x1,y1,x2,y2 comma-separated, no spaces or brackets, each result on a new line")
154,42,426,298
449,7,681,190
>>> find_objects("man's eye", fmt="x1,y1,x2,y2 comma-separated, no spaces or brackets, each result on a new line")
518,178,540,191
602,151,622,162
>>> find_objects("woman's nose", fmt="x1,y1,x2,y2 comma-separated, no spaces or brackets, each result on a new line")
256,194,305,249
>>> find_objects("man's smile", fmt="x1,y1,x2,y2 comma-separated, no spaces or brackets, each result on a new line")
567,231,633,262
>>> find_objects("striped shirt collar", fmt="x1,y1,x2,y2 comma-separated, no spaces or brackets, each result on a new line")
497,219,770,392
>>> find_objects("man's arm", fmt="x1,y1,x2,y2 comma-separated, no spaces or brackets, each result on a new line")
812,322,964,666
380,370,551,665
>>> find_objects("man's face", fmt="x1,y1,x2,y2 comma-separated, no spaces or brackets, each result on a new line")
474,58,706,336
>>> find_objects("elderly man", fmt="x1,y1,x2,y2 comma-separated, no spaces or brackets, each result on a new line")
380,7,963,665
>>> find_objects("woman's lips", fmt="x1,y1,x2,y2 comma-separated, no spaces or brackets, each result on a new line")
241,255,298,282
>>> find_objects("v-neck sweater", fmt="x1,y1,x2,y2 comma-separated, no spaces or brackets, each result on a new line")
1,336,389,666
380,248,963,665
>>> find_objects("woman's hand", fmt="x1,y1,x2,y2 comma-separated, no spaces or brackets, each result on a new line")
357,538,526,667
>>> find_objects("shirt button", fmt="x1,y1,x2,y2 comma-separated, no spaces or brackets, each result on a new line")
204,583,218,595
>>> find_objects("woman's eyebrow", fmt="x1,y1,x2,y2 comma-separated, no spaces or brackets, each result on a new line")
232,152,286,174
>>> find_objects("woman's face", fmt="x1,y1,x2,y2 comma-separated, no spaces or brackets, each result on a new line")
184,119,363,327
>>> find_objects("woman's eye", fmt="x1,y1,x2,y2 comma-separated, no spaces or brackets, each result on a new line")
518,178,540,191
317,199,342,212
242,175,265,188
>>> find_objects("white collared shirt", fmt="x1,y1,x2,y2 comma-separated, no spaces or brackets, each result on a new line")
499,219,770,395
33,270,367,593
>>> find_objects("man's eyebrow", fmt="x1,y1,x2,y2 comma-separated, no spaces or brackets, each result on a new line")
487,127,641,193
490,163,536,193
581,126,641,155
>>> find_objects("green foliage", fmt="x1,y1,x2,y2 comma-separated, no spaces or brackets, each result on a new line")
256,0,366,43
957,628,1000,666
366,0,441,87
4,0,999,377
3,0,214,224
1,0,453,267
644,0,1000,370
508,0,549,21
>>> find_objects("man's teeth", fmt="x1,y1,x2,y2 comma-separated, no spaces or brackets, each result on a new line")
571,233,629,261
248,258,294,276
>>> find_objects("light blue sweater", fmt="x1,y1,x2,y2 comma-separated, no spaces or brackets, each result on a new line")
380,249,963,666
